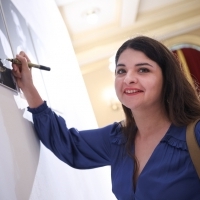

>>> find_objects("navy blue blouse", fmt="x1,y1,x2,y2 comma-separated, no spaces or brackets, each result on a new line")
28,102,200,200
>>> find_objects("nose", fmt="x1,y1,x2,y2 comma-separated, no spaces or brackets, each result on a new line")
123,70,137,85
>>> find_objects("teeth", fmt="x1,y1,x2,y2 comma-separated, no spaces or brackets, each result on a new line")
125,90,139,93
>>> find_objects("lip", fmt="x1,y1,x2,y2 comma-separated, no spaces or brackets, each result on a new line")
124,88,143,95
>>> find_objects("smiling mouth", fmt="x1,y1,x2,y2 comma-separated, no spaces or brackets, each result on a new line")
124,89,143,94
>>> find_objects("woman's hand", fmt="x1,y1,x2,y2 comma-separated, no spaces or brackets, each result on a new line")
12,51,33,92
12,51,43,108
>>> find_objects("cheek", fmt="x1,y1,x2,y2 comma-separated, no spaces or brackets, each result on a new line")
144,76,163,97
151,76,163,97
114,79,118,92
114,79,121,97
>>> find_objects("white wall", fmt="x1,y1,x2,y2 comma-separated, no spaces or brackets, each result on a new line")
0,0,116,199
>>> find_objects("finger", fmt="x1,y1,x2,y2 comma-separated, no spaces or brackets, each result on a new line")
19,51,31,63
16,54,29,71
12,68,22,78
12,63,21,75
12,62,21,72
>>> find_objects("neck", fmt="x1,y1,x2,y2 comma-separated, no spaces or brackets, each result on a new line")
132,106,171,139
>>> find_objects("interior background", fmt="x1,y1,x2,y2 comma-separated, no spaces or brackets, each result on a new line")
55,0,200,127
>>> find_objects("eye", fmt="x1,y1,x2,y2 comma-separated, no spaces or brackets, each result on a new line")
115,68,126,75
138,68,150,73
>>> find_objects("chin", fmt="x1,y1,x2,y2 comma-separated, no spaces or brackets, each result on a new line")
123,104,140,110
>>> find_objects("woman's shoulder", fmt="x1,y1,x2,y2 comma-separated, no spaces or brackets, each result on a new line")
107,121,127,145
161,120,200,150
161,124,188,151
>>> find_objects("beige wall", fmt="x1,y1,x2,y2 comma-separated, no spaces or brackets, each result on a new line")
83,62,124,127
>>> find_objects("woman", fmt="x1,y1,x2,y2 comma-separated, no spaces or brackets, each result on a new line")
12,36,200,200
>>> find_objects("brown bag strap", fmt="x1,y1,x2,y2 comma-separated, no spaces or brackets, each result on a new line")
186,119,200,178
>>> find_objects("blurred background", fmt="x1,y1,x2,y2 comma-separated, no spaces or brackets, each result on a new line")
54,0,200,127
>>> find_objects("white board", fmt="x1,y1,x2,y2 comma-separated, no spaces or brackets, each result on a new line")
0,86,40,200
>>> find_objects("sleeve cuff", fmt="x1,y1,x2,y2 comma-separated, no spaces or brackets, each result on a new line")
27,101,48,114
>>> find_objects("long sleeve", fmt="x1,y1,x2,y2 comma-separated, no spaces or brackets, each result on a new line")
28,101,119,169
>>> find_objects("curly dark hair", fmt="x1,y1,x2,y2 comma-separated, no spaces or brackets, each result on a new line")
115,35,200,188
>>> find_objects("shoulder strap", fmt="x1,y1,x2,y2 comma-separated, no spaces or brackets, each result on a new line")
186,119,200,178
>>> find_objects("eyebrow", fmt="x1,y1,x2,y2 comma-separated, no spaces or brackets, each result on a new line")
116,62,153,68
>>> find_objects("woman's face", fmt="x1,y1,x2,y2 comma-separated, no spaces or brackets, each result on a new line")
115,48,163,112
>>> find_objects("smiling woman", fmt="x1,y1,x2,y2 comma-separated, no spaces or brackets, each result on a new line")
12,36,200,200
115,49,163,112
